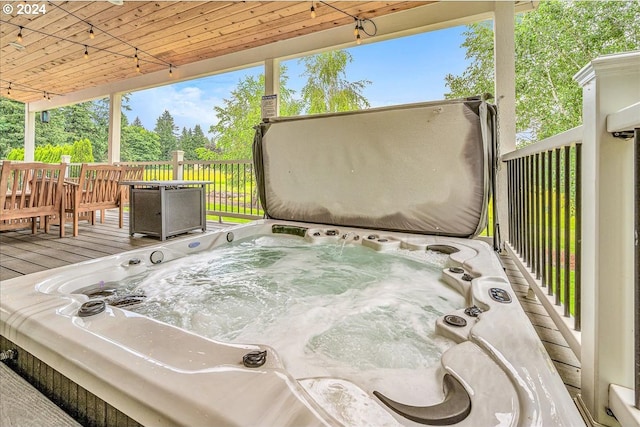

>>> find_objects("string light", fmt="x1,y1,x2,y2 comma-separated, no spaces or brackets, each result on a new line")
17,27,23,43
310,2,316,19
84,45,89,59
313,3,377,45
169,64,173,77
0,79,61,99
89,25,95,39
136,63,140,73
7,82,11,96
133,48,139,64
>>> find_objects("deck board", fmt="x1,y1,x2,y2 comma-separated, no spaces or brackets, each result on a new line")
501,253,582,399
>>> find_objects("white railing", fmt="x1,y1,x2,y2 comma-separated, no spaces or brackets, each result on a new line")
503,51,639,426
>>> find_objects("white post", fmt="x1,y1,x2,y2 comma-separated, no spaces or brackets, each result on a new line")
108,93,122,164
493,2,516,246
264,58,280,116
172,150,184,180
574,51,640,426
60,155,71,178
23,103,36,162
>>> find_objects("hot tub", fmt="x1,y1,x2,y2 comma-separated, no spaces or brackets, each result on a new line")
0,98,583,425
1,220,583,426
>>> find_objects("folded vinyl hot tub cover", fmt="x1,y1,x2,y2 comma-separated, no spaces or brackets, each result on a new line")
253,96,497,238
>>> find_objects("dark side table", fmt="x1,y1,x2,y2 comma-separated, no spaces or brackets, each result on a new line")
121,180,211,241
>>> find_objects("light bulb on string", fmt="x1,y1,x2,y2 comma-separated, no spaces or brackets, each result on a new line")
353,20,359,37
169,64,173,77
136,63,141,73
133,48,139,64
17,27,23,43
310,2,316,18
89,26,95,39
7,83,11,96
356,32,361,45
84,45,89,59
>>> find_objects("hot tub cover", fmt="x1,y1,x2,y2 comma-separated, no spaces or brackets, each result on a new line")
253,97,497,237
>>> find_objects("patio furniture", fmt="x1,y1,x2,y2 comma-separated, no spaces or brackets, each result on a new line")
59,164,124,237
0,162,66,237
118,164,145,206
121,180,209,241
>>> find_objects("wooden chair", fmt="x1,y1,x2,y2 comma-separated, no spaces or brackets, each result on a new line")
118,164,145,206
59,164,124,237
0,162,66,237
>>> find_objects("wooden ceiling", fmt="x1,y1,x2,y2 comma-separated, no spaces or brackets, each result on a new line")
0,1,430,104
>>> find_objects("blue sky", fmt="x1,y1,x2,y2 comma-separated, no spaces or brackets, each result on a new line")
126,26,470,136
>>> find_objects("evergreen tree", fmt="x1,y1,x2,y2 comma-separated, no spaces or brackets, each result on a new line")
0,97,25,158
154,110,179,160
181,125,208,160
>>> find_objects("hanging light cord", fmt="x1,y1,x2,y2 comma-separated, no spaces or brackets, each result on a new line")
0,19,172,68
0,78,62,97
46,1,174,68
318,1,377,37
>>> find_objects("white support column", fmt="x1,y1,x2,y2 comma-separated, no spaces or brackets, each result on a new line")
108,93,122,164
264,58,280,116
23,103,36,162
574,51,640,426
493,1,516,246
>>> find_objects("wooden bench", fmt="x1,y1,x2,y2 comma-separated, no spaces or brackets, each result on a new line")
0,162,66,237
59,164,124,237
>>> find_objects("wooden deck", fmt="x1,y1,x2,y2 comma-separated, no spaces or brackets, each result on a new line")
0,209,232,281
501,253,582,399
0,211,581,403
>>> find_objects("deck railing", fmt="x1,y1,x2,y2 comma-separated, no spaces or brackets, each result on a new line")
67,158,263,222
501,52,639,424
115,158,263,222
503,127,583,338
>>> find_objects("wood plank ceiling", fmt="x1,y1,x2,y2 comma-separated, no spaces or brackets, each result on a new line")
0,1,430,104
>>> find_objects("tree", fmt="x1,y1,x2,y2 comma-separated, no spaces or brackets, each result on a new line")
154,110,179,160
6,139,94,163
35,108,68,147
445,0,640,144
70,138,95,163
0,97,24,158
300,50,371,114
206,67,302,160
204,52,371,161
180,125,209,160
121,120,161,162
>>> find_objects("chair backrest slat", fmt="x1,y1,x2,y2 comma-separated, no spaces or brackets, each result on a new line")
0,162,66,228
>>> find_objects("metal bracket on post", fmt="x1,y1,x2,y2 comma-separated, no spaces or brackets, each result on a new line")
611,130,635,139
